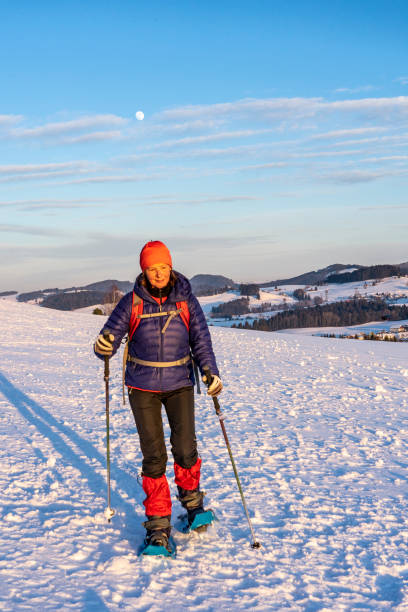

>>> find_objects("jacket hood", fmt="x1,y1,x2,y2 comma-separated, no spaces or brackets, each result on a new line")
133,271,193,303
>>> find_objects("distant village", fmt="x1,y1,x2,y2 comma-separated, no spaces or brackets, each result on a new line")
320,324,408,342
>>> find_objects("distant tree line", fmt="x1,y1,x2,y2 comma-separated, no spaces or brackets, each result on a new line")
321,332,403,342
0,291,17,297
233,299,408,332
194,286,234,297
239,284,260,298
17,290,46,302
327,265,400,284
42,291,105,311
293,288,311,301
211,297,251,317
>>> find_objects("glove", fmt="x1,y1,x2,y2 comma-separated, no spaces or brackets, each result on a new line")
94,333,114,356
202,373,223,397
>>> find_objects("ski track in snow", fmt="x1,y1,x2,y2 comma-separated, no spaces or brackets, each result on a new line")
0,300,408,611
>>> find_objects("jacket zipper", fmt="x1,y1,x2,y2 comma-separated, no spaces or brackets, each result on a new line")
159,289,163,391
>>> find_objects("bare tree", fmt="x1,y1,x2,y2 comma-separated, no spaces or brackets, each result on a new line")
103,284,124,315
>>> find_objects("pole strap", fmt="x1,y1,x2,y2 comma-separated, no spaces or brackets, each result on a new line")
127,354,190,368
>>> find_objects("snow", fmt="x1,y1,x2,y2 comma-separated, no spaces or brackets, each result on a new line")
1,299,408,610
198,289,294,314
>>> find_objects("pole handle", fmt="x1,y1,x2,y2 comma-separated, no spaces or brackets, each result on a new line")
102,330,114,379
202,365,213,387
203,366,222,413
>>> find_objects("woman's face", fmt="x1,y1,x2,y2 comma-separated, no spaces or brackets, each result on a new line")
145,263,171,289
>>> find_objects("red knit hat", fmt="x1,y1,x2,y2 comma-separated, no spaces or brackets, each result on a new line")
140,241,173,271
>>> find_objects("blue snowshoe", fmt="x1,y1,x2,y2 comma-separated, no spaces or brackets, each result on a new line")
178,488,215,533
141,515,176,558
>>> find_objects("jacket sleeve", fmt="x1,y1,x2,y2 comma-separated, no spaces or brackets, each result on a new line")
94,292,132,360
188,294,220,377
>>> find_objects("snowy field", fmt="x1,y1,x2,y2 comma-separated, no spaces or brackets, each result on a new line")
1,299,408,611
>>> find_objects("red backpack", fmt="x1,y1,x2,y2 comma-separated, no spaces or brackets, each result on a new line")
128,291,190,338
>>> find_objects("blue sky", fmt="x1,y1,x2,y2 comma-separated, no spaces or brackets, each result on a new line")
1,0,408,290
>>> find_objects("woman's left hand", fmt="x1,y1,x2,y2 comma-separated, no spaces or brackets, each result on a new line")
203,374,223,397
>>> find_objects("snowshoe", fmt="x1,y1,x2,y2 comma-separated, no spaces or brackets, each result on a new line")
186,509,215,533
141,515,176,558
177,488,215,533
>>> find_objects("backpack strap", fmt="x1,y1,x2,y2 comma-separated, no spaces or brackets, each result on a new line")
122,295,192,403
123,292,143,404
177,301,190,330
129,292,143,340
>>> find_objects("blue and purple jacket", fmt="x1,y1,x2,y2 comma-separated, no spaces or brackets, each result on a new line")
95,272,219,392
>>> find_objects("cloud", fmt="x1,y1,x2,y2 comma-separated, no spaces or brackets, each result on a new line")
0,161,91,175
395,77,408,86
321,133,408,148
0,114,24,127
323,169,401,184
359,155,408,163
147,195,261,206
327,97,408,117
9,114,128,140
54,173,158,185
149,128,276,150
157,97,323,122
360,204,408,211
334,85,375,94
310,127,388,140
0,223,67,236
156,96,408,124
61,130,123,144
0,160,97,184
145,119,228,135
0,197,114,211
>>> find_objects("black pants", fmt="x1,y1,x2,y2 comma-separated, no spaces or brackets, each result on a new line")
128,386,198,478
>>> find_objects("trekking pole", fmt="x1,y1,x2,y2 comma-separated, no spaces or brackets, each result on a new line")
103,331,115,522
203,367,260,549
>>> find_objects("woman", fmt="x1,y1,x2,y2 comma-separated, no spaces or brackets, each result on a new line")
94,241,222,551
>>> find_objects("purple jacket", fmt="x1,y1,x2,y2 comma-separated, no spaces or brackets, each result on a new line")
95,272,219,392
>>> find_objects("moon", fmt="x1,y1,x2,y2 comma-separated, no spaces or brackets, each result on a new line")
135,111,144,121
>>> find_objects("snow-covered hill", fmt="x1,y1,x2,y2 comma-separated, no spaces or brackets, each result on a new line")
0,300,408,610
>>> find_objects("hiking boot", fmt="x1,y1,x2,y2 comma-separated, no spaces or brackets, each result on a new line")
177,487,207,528
143,515,171,548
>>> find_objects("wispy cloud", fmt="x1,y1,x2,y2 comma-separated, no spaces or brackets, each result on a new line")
360,204,408,211
147,195,261,206
156,96,408,123
0,160,97,184
0,114,24,127
9,114,128,140
55,173,158,185
395,77,408,86
323,168,408,184
334,85,375,94
0,161,91,175
0,197,115,211
0,223,67,236
62,130,123,144
310,127,388,140
157,97,323,122
149,128,276,150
